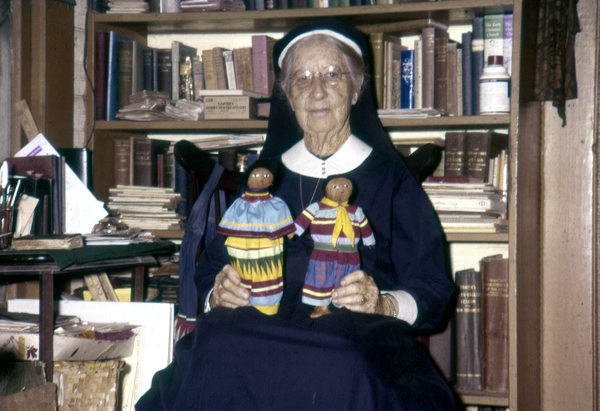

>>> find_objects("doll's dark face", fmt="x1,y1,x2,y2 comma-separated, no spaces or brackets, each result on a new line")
247,167,274,190
325,178,353,203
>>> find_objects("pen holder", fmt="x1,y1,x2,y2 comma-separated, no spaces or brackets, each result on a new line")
0,207,14,250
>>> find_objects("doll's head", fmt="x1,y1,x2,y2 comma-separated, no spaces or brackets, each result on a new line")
325,177,353,203
244,159,278,190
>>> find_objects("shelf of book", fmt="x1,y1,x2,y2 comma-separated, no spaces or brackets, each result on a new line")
94,115,509,132
93,0,514,34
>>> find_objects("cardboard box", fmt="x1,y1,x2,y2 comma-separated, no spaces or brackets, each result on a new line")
203,96,257,120
0,331,136,361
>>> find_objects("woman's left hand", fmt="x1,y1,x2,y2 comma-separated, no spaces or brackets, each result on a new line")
331,270,387,315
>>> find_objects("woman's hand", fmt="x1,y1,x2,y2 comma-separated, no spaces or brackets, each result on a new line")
331,270,396,317
210,265,250,309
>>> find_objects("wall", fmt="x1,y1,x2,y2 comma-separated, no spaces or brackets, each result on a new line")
540,0,597,408
0,11,11,159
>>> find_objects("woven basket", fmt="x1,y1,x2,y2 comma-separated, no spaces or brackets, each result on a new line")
53,360,124,411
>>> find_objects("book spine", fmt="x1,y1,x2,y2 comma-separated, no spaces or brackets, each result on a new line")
421,27,435,109
455,269,483,392
132,138,155,187
175,160,189,218
400,49,414,109
484,14,505,66
157,49,172,97
192,56,204,102
171,42,181,99
107,31,126,121
152,48,159,92
113,138,131,187
213,48,229,90
445,42,458,116
132,41,145,97
461,32,473,116
472,17,485,115
157,153,165,188
465,131,492,181
251,36,275,96
202,49,218,90
414,37,422,109
164,143,176,189
456,47,463,117
433,37,448,114
482,256,509,393
503,14,513,76
143,46,154,92
444,132,467,176
223,50,237,90
118,40,133,110
94,30,109,121
390,59,402,109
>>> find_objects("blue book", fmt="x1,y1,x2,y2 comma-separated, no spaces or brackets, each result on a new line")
471,17,485,115
106,31,130,121
461,32,473,116
400,49,414,109
503,14,513,76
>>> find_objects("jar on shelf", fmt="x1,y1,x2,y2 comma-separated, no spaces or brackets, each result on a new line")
479,55,511,115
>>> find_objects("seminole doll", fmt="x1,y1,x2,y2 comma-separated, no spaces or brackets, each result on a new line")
294,177,376,318
216,160,295,315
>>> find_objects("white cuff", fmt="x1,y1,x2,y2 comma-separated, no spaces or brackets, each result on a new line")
204,288,214,313
381,290,418,325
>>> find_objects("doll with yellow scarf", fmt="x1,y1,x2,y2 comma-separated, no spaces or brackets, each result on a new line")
294,177,376,318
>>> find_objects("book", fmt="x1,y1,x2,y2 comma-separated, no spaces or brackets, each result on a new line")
484,14,505,66
191,55,204,101
12,234,84,251
195,89,267,98
202,48,218,90
456,47,463,117
390,59,402,110
355,18,448,35
143,46,154,92
471,17,485,115
461,32,473,116
94,30,109,121
107,31,131,121
251,35,276,96
400,49,414,109
130,137,154,187
213,47,230,90
172,41,198,100
481,255,509,393
369,33,403,109
413,36,422,109
383,37,406,109
114,138,131,187
503,14,513,76
465,131,509,181
223,50,237,90
455,268,483,392
433,37,448,114
426,194,506,216
446,42,458,116
444,132,467,176
156,48,173,96
132,41,145,97
118,40,134,110
420,27,436,109
233,47,254,92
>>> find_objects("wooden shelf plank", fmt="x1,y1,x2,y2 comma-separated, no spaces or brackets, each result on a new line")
445,232,509,243
459,393,509,407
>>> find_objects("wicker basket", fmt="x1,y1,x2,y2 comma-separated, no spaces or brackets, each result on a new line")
53,360,124,411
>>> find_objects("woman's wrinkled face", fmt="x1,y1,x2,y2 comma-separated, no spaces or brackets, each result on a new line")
288,38,358,137
247,167,273,189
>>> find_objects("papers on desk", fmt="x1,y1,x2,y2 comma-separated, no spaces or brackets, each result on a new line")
15,134,108,234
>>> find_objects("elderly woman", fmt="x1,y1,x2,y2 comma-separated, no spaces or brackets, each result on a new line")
137,19,455,410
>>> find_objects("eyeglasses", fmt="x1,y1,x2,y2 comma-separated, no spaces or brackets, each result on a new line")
289,65,350,89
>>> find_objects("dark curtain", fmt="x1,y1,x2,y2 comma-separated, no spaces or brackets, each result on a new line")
534,0,580,126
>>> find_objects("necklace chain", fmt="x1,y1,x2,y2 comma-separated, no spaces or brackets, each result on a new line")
300,175,320,210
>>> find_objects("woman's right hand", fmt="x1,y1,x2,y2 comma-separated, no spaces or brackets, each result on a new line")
210,265,250,309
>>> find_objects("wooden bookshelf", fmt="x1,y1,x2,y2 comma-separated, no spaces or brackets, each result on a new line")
84,1,542,408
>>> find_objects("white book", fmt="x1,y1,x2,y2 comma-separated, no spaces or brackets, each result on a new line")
223,50,237,90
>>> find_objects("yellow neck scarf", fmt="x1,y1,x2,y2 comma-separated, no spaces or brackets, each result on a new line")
321,197,354,247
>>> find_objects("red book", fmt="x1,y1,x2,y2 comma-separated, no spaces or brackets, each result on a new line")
94,30,109,121
113,138,131,187
251,35,276,96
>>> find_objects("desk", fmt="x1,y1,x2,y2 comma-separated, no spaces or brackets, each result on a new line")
0,241,177,381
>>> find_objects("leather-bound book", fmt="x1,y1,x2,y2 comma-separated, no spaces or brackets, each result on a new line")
118,40,133,110
143,46,154,92
213,47,230,90
461,31,473,116
446,42,458,116
433,36,448,114
156,49,172,96
251,35,276,96
369,32,403,109
202,48,218,90
233,47,254,92
94,30,109,121
471,16,485,115
113,138,131,187
481,255,509,393
444,131,467,176
421,27,447,109
465,131,509,182
455,268,483,392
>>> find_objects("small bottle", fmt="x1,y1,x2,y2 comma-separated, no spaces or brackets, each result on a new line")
479,56,511,115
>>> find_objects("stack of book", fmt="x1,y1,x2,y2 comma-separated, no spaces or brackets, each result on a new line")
106,0,149,13
107,186,184,231
180,0,246,11
116,90,171,121
369,13,513,115
422,179,507,233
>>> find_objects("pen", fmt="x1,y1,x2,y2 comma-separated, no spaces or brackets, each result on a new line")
0,161,7,209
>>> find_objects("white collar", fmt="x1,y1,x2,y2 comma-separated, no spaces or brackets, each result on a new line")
281,134,372,178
